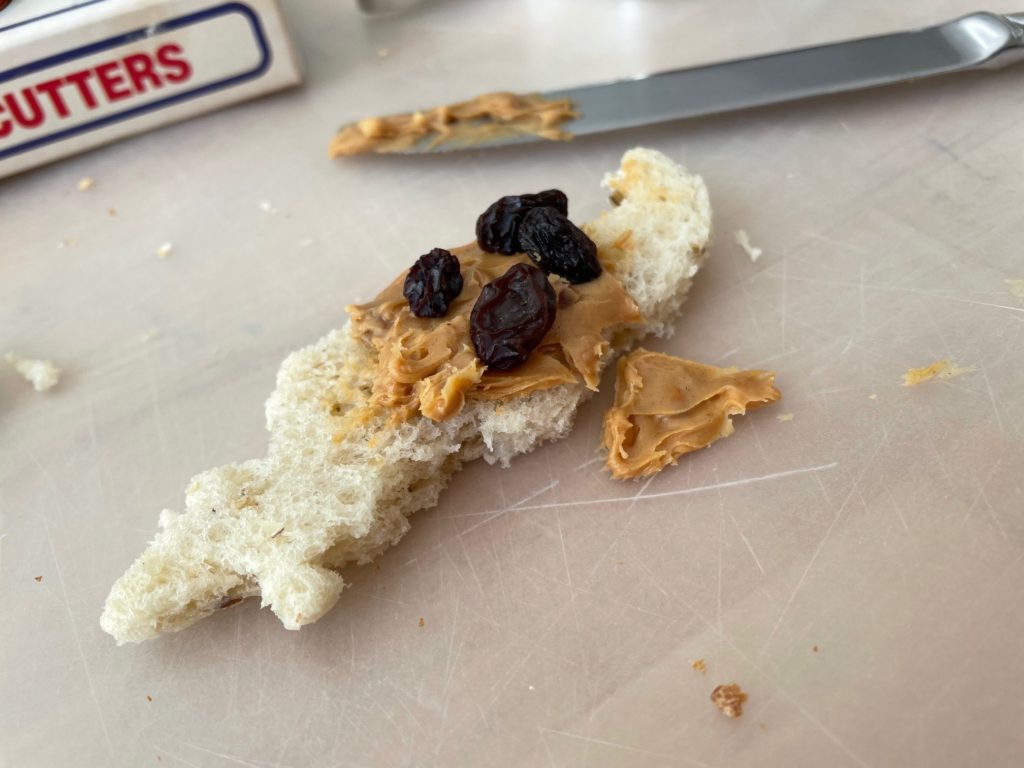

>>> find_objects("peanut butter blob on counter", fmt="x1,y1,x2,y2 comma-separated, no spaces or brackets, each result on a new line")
347,244,641,424
329,92,578,157
602,350,780,480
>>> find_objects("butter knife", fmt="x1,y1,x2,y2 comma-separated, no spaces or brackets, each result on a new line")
333,11,1024,156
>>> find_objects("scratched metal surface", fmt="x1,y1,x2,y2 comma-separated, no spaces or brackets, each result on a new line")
3,1,1024,766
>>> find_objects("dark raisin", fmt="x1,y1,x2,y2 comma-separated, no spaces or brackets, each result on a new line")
518,206,601,284
470,263,556,370
403,248,463,318
475,190,568,255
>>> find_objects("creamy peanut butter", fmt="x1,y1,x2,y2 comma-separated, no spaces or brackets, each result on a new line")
602,349,780,480
329,92,578,157
347,244,642,423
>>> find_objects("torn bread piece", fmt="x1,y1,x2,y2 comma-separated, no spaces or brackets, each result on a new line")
602,349,780,479
100,148,712,644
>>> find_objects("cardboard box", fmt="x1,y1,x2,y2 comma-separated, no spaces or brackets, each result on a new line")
0,0,302,178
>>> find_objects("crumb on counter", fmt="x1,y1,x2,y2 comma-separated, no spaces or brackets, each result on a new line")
259,201,277,214
156,243,173,259
34,575,43,582
868,393,878,400
902,358,975,387
146,695,153,702
691,659,707,674
418,617,425,628
776,412,794,422
108,208,117,217
140,329,159,342
77,177,94,191
711,683,748,718
5,352,62,392
734,230,762,262
1006,278,1024,303
812,645,820,653
376,47,390,58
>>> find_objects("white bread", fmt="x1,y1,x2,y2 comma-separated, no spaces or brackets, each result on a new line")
100,148,712,644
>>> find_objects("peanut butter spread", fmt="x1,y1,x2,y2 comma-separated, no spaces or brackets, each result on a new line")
329,92,578,157
347,244,642,423
602,349,780,480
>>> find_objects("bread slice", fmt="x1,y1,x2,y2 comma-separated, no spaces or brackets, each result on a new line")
100,148,712,644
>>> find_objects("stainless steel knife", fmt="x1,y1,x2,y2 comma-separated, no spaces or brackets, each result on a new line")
336,11,1024,155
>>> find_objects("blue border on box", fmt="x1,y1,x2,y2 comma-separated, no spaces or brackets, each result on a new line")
0,2,271,161
0,1,116,34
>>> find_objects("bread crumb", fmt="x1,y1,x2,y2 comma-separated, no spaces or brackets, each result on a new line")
691,659,707,674
902,358,975,387
376,47,390,58
140,329,159,342
812,645,820,653
5,352,62,392
776,413,794,422
146,695,152,702
758,723,768,731
57,238,77,248
77,177,94,191
711,683,747,718
108,208,117,217
259,200,277,214
418,617,425,628
1006,278,1024,304
156,242,173,259
734,230,762,262
528,685,535,691
34,575,43,582
298,237,314,248
868,393,877,400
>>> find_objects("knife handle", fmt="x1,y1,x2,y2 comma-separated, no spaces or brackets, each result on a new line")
975,13,1024,69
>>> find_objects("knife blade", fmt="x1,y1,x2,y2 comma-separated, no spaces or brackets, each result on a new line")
333,11,1024,156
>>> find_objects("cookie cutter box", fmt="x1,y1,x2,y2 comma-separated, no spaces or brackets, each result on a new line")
0,0,301,179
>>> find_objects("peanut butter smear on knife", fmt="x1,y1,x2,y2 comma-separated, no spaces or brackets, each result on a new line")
329,92,578,157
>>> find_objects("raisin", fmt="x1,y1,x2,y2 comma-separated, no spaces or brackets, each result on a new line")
475,189,568,255
470,263,556,370
518,206,601,284
403,248,464,318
